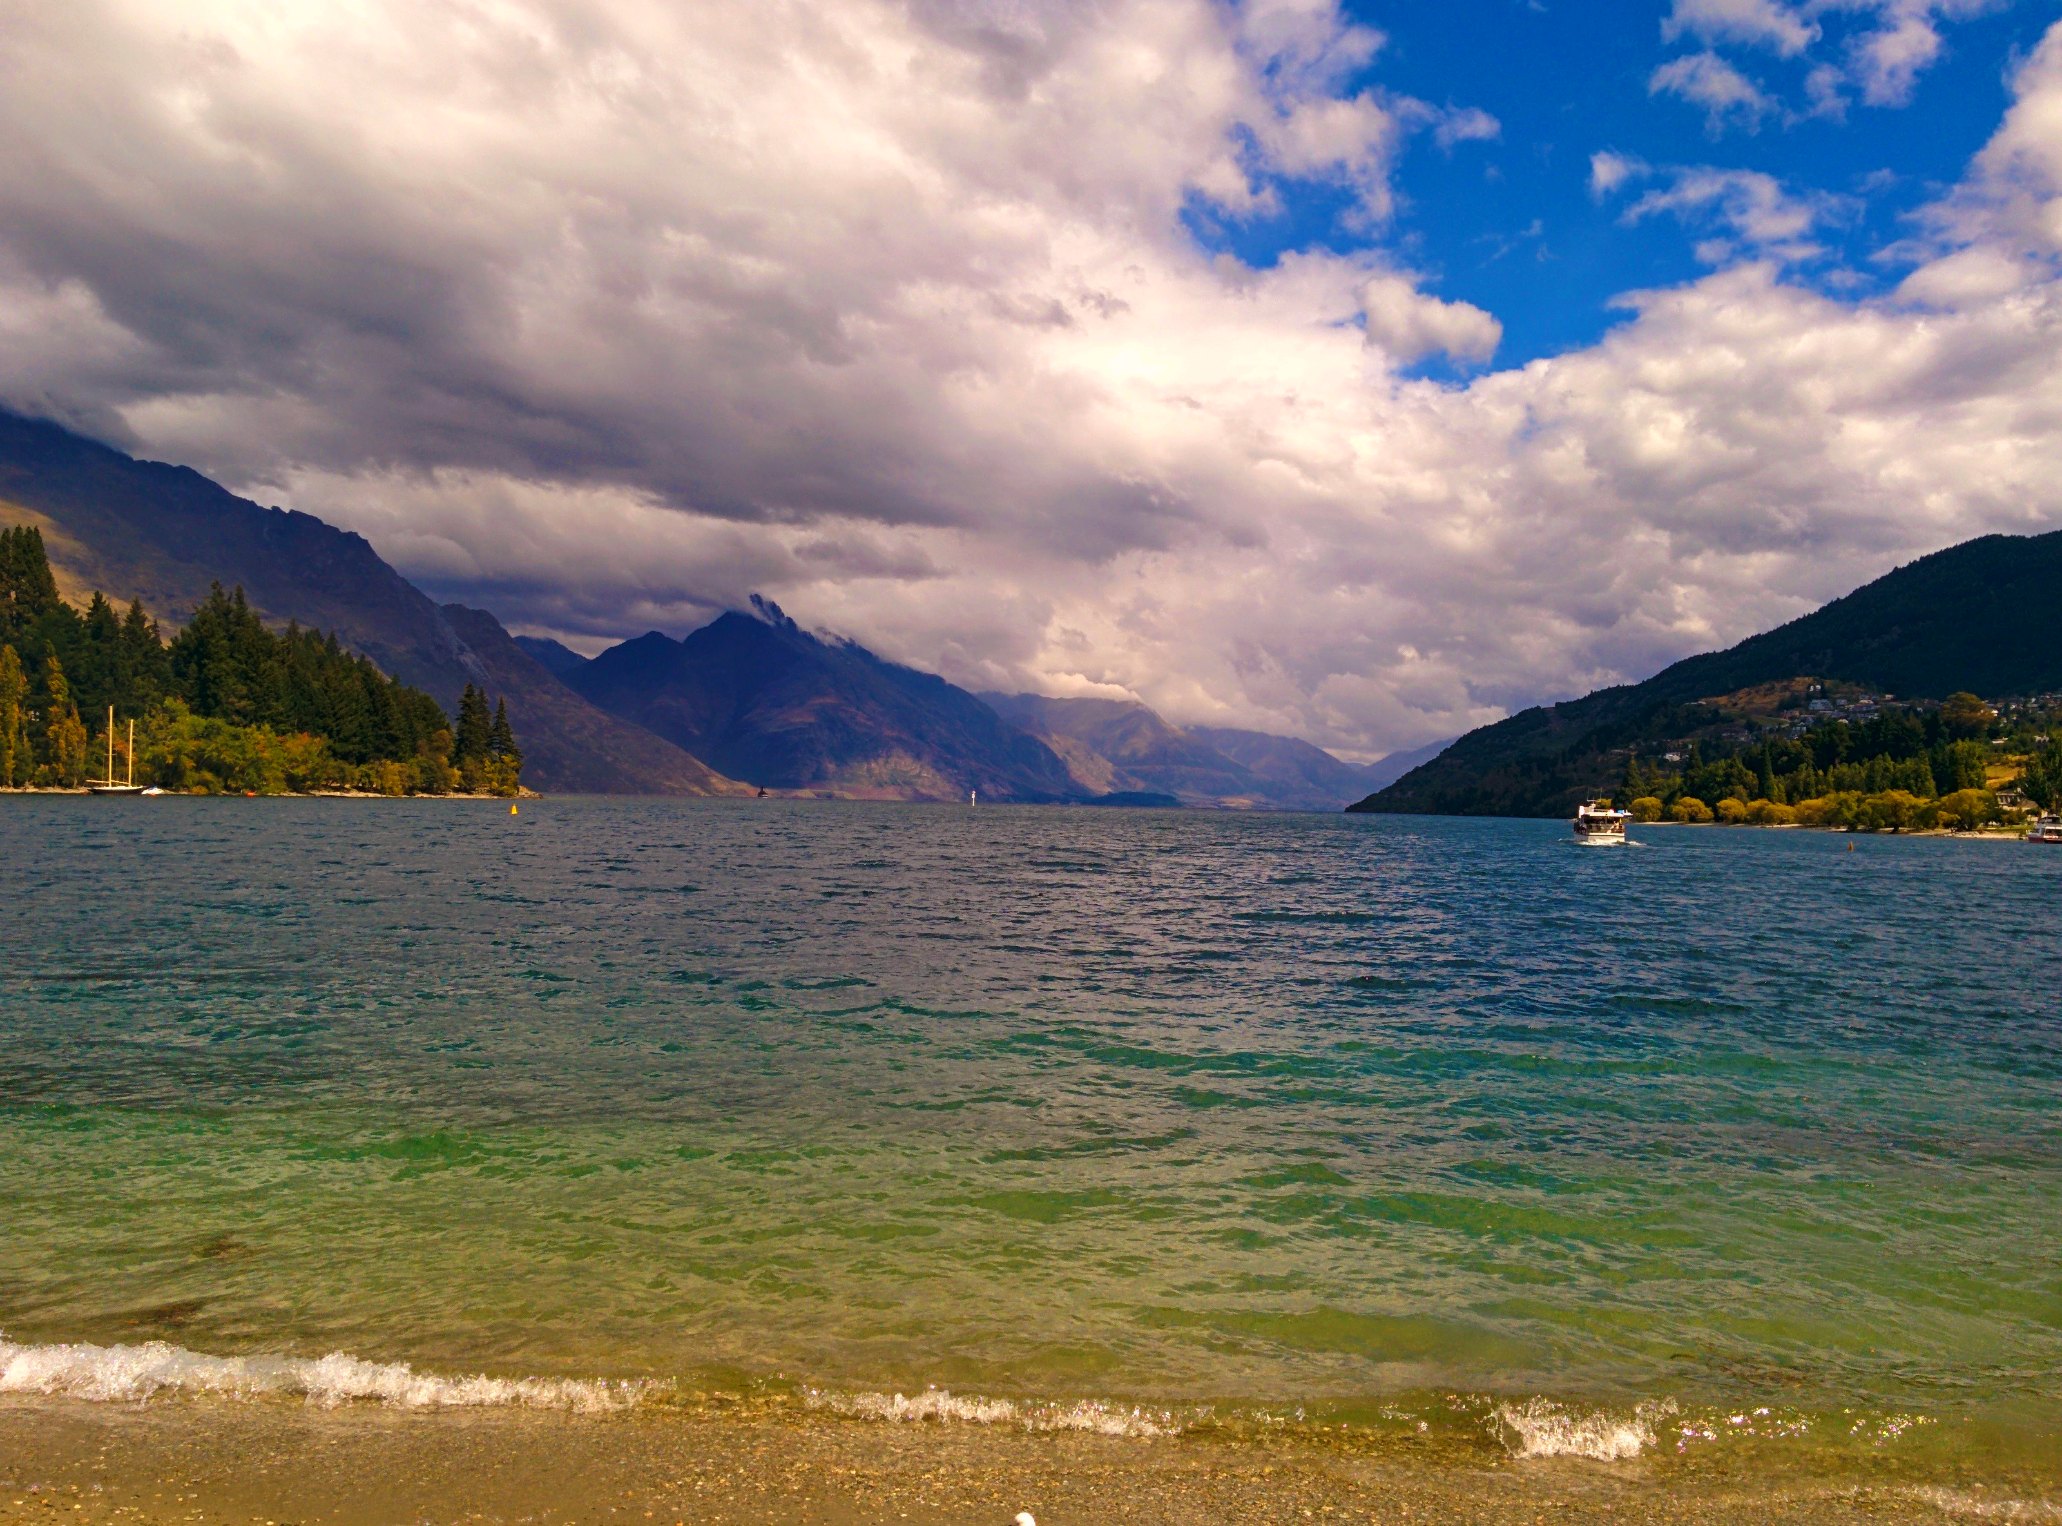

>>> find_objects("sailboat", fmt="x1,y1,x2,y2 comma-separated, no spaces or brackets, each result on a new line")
86,707,148,795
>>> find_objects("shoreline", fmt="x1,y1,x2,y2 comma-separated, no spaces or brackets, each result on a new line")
1637,819,2033,840
0,1394,2038,1526
0,786,538,800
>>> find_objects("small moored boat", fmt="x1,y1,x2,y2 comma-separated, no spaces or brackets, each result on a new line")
2027,813,2062,844
1573,799,1631,845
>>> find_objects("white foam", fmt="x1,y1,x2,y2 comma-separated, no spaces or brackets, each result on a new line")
805,1385,1173,1438
1493,1398,1670,1461
0,1335,650,1413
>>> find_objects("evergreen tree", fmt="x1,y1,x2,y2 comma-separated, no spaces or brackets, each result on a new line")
454,684,492,764
487,698,523,794
489,699,518,763
40,650,88,787
0,526,62,651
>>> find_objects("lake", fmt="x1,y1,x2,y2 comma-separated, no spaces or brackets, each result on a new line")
2,798,2057,1498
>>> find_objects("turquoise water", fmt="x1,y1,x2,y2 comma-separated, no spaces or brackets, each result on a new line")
2,799,2058,1468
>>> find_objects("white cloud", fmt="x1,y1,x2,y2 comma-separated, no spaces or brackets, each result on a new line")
1590,151,1651,198
0,2,2059,759
1649,51,1777,132
1433,106,1501,151
1360,274,1501,363
1663,0,1818,57
1659,1,2000,123
1851,5,1945,105
1621,167,1846,264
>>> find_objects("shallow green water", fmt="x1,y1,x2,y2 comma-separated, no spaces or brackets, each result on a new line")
2,798,2058,1473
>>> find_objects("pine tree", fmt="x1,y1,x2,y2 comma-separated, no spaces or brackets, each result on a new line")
117,599,169,711
0,526,62,651
488,698,517,760
454,684,492,764
40,650,88,786
487,697,523,793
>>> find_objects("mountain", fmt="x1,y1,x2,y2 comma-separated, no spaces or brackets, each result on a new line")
567,603,1080,801
512,635,591,680
981,694,1263,804
1348,737,1453,795
1185,725,1398,809
438,608,744,796
983,696,1381,811
0,408,741,796
1351,529,2062,818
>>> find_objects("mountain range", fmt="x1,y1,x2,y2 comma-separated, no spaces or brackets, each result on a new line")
1,409,1392,806
1351,529,2062,817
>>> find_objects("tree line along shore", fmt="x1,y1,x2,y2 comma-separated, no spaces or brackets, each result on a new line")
1611,685,2061,832
1,527,524,797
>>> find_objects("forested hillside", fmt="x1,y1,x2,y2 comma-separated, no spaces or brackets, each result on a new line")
1353,530,2062,817
1,526,520,794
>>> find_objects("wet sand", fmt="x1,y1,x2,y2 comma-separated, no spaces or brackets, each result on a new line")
0,1398,2017,1525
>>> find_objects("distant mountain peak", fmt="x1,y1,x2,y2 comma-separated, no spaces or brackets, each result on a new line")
570,613,1079,801
747,594,799,632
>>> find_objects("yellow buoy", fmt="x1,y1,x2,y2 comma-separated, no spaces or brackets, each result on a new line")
510,803,519,816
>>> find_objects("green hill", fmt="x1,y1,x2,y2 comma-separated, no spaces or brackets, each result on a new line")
1350,529,2062,817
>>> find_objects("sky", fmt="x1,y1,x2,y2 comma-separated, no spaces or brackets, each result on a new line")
1,1,2059,760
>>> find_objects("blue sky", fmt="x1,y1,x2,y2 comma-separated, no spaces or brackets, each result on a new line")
1192,0,2053,367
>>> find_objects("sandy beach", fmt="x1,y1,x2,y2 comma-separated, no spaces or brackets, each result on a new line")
1,1397,2032,1526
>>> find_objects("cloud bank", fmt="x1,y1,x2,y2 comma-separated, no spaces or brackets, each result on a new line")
0,0,2059,759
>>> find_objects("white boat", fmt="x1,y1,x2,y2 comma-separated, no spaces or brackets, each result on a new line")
1573,798,1631,845
2027,814,2062,844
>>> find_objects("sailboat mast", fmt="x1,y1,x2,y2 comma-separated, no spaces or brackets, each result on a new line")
127,717,135,788
106,705,114,786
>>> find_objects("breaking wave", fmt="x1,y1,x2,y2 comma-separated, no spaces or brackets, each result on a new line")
804,1385,1175,1438
0,1335,651,1412
1493,1397,1672,1460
